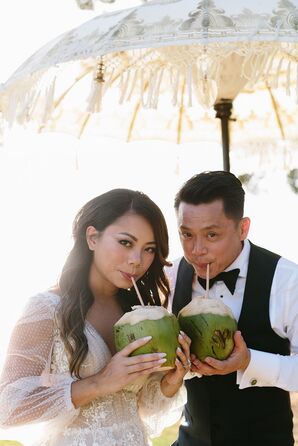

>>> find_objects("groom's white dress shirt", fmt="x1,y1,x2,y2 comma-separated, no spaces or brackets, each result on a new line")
166,239,298,391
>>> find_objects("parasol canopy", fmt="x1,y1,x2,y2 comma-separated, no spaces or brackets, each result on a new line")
1,0,298,170
75,0,148,11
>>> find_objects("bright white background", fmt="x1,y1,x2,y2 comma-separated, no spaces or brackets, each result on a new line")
0,1,298,443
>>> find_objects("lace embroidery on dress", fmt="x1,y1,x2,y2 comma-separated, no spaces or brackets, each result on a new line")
0,290,186,446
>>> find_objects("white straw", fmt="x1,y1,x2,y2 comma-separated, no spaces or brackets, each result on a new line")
131,277,145,306
205,264,210,299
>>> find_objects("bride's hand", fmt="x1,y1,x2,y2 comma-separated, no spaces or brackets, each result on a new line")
94,336,167,395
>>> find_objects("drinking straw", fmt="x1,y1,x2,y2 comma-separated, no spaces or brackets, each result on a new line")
131,276,145,306
205,263,210,299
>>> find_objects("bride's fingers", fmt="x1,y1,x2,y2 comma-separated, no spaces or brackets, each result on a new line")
127,357,167,374
177,331,191,362
119,336,153,356
127,352,167,365
179,330,191,346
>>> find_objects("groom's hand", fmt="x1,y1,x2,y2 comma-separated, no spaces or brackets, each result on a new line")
190,331,251,376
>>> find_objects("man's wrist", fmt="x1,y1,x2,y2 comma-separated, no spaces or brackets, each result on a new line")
242,348,251,371
160,375,183,397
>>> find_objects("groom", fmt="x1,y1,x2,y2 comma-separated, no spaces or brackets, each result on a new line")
168,171,298,446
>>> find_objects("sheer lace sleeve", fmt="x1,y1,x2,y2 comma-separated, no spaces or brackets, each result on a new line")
0,291,79,429
138,372,186,437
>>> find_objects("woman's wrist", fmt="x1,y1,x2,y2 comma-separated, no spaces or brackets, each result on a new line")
71,372,107,408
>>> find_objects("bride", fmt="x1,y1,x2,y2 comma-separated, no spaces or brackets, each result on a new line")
0,188,190,446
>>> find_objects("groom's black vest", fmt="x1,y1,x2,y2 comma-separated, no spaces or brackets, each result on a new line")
172,243,293,446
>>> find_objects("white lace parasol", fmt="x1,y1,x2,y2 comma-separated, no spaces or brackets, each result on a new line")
0,0,298,169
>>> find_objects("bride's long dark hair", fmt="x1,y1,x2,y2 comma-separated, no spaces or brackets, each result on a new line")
57,189,171,378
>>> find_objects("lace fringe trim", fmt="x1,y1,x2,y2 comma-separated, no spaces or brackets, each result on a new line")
1,43,298,129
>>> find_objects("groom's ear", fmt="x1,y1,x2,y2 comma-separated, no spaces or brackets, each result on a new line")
239,217,250,240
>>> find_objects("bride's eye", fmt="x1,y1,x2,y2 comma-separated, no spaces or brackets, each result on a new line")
119,239,132,247
145,246,156,254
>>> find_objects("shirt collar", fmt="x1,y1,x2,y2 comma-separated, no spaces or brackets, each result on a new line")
225,239,250,278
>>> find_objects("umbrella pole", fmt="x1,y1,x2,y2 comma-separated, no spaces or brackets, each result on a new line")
214,100,233,172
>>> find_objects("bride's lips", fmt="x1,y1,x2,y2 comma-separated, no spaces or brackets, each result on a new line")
120,271,137,281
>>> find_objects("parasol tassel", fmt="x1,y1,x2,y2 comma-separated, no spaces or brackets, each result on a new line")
126,69,139,101
172,69,180,107
264,50,277,83
140,68,146,107
273,57,284,89
119,69,131,104
87,81,104,113
19,91,38,125
296,64,298,104
87,58,105,113
286,60,291,96
41,76,56,124
141,68,165,109
6,92,19,127
151,68,164,109
187,65,193,107
252,53,268,85
144,69,158,108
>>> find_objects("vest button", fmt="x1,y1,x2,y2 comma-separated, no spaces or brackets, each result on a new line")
250,378,257,386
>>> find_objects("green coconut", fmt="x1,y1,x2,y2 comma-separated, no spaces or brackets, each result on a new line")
178,296,237,361
113,306,180,370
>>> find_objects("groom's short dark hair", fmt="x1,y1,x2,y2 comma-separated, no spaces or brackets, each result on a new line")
174,171,245,220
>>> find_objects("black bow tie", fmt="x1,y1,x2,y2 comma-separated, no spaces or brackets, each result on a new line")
197,268,240,295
